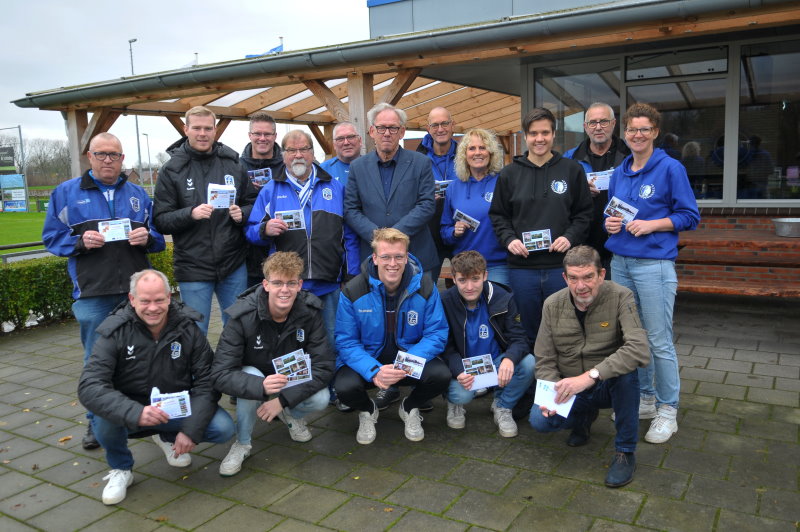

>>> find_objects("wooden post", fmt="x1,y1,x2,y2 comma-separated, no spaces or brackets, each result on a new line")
65,109,89,177
347,72,374,153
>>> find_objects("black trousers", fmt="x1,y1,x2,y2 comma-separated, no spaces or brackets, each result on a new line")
334,357,450,413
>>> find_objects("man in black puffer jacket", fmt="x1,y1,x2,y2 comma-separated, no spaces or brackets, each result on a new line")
78,270,234,505
154,105,257,334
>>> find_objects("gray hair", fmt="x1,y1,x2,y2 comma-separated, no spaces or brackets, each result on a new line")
585,102,615,122
367,103,407,127
281,129,314,149
129,269,171,297
332,122,358,138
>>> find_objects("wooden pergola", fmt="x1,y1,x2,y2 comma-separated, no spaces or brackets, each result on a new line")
13,1,800,177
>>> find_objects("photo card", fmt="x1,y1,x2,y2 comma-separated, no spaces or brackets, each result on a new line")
462,354,499,390
393,351,426,379
521,229,552,252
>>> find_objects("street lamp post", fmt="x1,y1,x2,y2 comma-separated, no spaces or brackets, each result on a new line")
142,133,153,195
128,38,144,185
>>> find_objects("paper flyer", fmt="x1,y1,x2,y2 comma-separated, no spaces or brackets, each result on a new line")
604,196,638,225
587,169,613,191
248,168,272,187
533,379,575,418
273,349,312,388
435,180,452,199
394,351,426,379
275,209,306,230
462,354,499,390
150,387,192,419
453,209,481,232
208,183,236,208
97,218,132,242
522,229,552,252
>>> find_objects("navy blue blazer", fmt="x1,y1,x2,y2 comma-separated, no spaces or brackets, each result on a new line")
344,147,437,271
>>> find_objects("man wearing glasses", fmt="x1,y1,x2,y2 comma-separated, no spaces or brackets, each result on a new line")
320,122,362,188
334,228,449,444
154,106,257,335
43,132,165,450
240,112,284,288
245,130,359,347
564,103,630,273
212,252,334,476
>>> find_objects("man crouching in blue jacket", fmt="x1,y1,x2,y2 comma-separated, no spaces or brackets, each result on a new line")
441,251,535,438
335,228,450,444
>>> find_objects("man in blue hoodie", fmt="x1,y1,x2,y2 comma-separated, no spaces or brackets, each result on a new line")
334,228,450,444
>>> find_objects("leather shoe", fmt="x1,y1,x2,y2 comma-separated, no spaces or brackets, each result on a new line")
82,424,100,450
567,408,598,447
605,451,636,488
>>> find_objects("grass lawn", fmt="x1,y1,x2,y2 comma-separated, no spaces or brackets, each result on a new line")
0,212,47,255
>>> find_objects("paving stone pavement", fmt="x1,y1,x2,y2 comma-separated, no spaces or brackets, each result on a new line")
0,292,798,531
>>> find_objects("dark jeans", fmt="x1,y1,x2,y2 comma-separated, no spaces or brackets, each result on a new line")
509,267,566,345
334,358,450,413
529,371,640,453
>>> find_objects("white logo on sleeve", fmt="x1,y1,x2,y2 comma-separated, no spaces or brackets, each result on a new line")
639,184,656,199
170,342,182,360
551,180,568,194
407,311,418,326
186,178,194,190
129,197,140,212
296,329,305,342
479,324,489,339
126,345,135,360
254,335,263,350
322,188,333,201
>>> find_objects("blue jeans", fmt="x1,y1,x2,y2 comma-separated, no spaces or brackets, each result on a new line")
486,264,510,286
529,371,640,453
509,267,566,344
611,255,679,408
72,294,127,420
92,407,235,470
235,366,329,445
447,354,535,409
317,288,340,350
179,263,247,335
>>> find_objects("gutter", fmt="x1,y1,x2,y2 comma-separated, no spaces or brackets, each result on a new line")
12,0,792,109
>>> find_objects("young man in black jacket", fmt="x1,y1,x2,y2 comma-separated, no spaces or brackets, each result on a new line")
440,251,534,438
78,270,234,505
212,252,334,476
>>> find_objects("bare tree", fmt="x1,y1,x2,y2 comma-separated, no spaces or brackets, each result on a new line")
24,138,71,186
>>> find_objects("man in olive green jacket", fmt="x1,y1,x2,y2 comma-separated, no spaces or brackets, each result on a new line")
530,245,648,488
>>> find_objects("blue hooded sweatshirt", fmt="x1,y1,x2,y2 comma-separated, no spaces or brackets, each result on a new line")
418,134,458,181
605,148,700,261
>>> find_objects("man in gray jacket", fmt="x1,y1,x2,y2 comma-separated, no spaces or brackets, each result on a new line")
529,246,648,488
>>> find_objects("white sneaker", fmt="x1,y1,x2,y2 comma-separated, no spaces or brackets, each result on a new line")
219,441,252,477
398,399,424,442
278,410,312,442
152,435,191,467
611,396,657,421
491,399,518,438
101,469,133,505
356,401,379,445
446,401,466,429
645,405,678,444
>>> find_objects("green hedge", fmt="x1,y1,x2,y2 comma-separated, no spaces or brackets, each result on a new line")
0,243,175,330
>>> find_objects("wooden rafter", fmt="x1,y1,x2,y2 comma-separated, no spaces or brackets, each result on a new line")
303,80,350,123
379,68,422,105
80,108,121,154
308,124,332,155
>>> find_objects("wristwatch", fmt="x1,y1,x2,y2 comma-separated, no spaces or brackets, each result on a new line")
588,368,601,383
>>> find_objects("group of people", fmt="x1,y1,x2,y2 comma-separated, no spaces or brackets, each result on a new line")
43,99,698,505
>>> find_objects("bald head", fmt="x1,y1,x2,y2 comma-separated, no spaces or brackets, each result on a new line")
87,133,124,185
427,107,455,155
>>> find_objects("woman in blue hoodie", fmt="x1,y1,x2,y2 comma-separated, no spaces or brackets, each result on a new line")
605,103,700,445
441,128,508,284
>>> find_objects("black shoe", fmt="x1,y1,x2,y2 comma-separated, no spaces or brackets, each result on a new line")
567,409,599,447
374,387,401,410
418,400,434,412
335,399,354,413
229,396,238,405
605,452,636,488
82,424,100,450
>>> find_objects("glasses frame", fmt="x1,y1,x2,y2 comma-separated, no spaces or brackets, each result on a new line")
374,125,402,135
284,147,314,155
91,151,123,161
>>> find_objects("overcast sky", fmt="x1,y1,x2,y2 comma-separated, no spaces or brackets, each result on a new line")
2,0,371,167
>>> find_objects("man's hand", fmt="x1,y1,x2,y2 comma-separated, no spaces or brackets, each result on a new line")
263,374,288,395
507,239,529,257
172,431,196,456
539,405,558,418
138,405,169,426
497,358,514,387
256,397,283,422
128,227,150,247
549,236,571,253
456,371,475,391
229,204,243,223
372,365,407,390
191,203,214,220
605,216,623,235
453,221,469,238
588,180,600,197
553,374,595,404
265,218,289,237
82,230,105,249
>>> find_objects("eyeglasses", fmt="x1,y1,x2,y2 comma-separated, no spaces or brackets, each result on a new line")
374,125,401,134
624,127,655,136
91,151,123,161
377,254,407,263
334,134,360,143
250,131,276,138
585,119,612,128
284,147,313,155
268,280,300,288
428,120,452,130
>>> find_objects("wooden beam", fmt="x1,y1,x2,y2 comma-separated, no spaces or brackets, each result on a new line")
323,124,334,159
379,69,422,105
303,80,350,123
308,124,332,155
177,92,230,107
165,115,185,135
80,108,121,154
215,118,232,140
404,87,489,124
347,72,374,151
65,110,89,177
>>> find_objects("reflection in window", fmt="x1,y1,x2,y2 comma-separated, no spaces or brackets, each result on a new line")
626,47,727,81
739,41,800,199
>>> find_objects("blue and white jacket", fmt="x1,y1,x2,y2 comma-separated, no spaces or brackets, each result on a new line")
440,174,506,267
43,171,165,300
319,157,352,188
605,148,700,261
335,253,448,381
245,163,360,295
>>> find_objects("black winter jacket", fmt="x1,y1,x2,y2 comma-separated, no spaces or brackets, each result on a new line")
77,301,218,444
211,286,334,408
441,281,530,378
153,138,257,282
